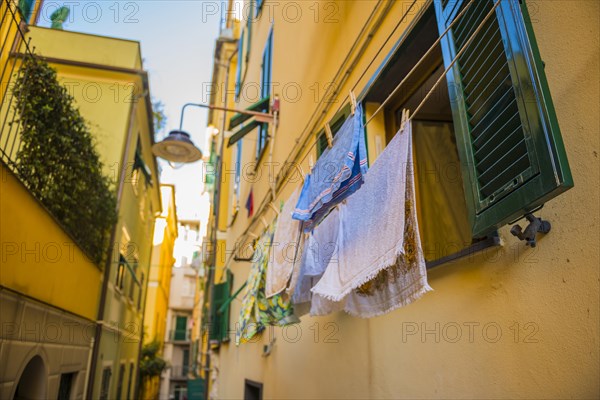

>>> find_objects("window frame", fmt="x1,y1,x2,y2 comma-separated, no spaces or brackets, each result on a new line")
435,0,573,237
126,363,134,400
116,255,126,292
358,2,501,269
256,29,273,161
174,315,188,341
115,363,125,400
99,367,112,400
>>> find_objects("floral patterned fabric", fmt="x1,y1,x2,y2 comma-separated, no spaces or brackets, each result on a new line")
236,225,298,345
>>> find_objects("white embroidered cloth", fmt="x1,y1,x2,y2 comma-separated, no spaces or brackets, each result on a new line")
311,121,432,317
266,188,303,298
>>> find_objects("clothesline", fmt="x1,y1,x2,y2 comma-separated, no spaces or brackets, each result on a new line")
289,0,476,170
221,0,498,274
363,0,476,127
409,0,501,123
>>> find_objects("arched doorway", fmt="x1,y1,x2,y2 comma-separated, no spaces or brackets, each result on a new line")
13,356,47,400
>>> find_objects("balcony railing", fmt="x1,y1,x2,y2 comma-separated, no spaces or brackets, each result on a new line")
169,329,191,342
0,0,117,266
169,365,191,380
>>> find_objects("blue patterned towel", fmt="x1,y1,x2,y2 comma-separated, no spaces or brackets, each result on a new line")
292,104,368,232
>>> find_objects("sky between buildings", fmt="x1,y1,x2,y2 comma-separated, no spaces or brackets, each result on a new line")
36,0,232,231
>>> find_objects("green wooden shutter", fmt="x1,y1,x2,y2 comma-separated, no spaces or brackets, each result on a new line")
235,30,244,100
209,271,232,343
434,0,573,237
174,316,188,341
18,0,35,22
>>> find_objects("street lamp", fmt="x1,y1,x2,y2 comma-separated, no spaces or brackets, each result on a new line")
152,102,273,163
152,130,203,163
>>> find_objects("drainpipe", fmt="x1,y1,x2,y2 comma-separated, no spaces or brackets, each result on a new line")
85,91,143,399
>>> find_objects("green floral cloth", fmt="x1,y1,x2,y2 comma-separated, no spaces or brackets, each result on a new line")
236,224,299,345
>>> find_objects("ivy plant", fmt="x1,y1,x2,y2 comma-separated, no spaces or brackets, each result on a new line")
13,56,117,266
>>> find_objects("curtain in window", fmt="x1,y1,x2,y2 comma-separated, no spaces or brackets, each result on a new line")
412,121,472,262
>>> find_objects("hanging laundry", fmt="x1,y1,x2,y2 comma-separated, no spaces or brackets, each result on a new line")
292,104,368,232
291,207,340,315
310,121,432,318
236,226,298,345
265,187,304,298
245,188,254,218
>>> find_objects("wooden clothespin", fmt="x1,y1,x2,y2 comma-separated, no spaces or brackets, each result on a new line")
247,231,259,240
309,154,315,171
260,216,269,229
400,108,410,132
293,163,305,184
268,202,280,216
324,122,333,149
349,90,357,115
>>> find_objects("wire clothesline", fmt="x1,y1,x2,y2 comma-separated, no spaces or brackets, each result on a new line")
221,0,500,273
296,0,476,169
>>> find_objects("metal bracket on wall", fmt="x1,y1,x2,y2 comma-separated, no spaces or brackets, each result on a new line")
510,213,551,247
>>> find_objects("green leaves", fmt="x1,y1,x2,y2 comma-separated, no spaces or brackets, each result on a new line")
139,341,167,377
13,56,118,266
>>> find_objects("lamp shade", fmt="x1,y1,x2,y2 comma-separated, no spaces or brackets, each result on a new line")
152,130,203,163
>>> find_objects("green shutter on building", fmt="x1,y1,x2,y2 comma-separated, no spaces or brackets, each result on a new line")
209,271,232,343
174,316,187,341
434,0,573,238
18,0,35,22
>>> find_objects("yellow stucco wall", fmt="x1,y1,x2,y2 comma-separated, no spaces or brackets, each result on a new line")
210,1,599,398
142,185,177,400
24,26,142,69
0,165,101,320
2,24,162,400
144,184,178,344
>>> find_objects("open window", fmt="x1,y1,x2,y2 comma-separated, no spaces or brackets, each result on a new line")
228,30,273,162
362,0,572,266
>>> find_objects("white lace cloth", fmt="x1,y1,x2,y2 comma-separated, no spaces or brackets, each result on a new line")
310,121,432,317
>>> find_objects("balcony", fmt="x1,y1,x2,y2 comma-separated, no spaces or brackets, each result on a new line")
0,3,117,267
169,365,191,381
169,329,192,343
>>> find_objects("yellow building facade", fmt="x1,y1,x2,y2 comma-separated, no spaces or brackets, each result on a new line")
142,184,178,399
0,2,161,398
204,0,599,398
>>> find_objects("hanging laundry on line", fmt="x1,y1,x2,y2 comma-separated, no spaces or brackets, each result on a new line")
292,104,368,232
265,187,304,298
236,224,299,346
308,120,432,318
292,207,340,316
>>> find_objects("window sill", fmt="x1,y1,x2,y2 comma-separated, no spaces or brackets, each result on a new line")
426,234,502,270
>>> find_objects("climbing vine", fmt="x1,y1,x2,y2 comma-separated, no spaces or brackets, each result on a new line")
12,56,117,266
